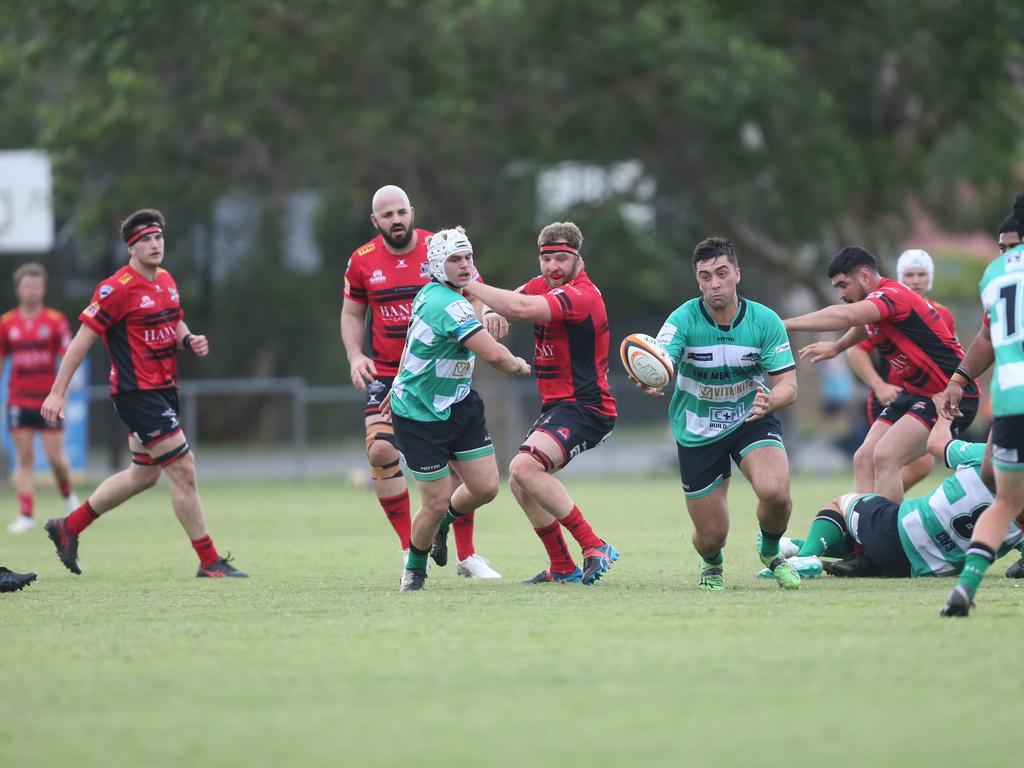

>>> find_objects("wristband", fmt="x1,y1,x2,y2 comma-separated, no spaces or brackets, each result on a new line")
182,334,193,351
950,367,972,388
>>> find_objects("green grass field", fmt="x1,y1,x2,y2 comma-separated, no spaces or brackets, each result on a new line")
2,473,1022,768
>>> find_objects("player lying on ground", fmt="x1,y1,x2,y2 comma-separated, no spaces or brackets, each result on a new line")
382,227,531,592
786,415,1023,578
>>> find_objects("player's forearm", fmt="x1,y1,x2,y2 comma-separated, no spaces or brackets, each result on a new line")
834,325,868,354
340,310,367,360
49,327,95,397
175,320,192,349
958,330,994,378
845,346,885,389
768,381,797,411
785,305,862,333
464,282,540,322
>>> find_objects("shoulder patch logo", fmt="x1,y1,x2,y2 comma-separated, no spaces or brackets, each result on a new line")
357,244,376,256
99,284,113,300
83,302,100,318
118,273,133,285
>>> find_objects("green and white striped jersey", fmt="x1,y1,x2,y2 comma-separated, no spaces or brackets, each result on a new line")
390,281,483,422
655,297,795,447
895,440,1024,576
980,243,1024,416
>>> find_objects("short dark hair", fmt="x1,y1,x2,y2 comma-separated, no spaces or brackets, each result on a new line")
1014,192,1024,237
692,237,737,268
827,246,878,279
997,213,1019,236
120,208,165,243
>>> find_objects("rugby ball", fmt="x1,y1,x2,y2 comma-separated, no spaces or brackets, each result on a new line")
620,333,674,389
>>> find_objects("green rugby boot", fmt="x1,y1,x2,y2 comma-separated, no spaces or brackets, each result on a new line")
698,559,724,591
760,553,801,590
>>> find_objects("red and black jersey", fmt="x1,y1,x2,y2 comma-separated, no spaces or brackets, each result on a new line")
0,307,70,407
79,265,183,394
856,297,957,387
518,269,616,417
344,230,433,377
863,278,977,399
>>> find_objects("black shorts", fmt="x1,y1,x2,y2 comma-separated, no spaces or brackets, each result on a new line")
676,414,785,499
111,388,183,447
526,402,615,467
364,376,394,417
392,390,494,482
866,394,884,424
847,494,912,577
991,414,1024,470
7,405,62,431
878,391,978,436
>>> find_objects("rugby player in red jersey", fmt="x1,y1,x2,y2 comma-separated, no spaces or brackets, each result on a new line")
1,263,78,534
341,185,507,577
784,246,978,503
462,221,619,585
844,249,956,493
40,209,247,578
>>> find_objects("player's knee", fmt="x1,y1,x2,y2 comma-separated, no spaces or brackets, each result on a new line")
853,443,874,473
367,439,399,469
509,448,550,484
760,485,791,512
471,477,500,505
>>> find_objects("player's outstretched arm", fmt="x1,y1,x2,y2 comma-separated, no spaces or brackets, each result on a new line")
784,302,880,333
462,281,551,323
926,415,954,462
799,326,868,363
466,294,509,339
462,330,530,375
41,325,98,422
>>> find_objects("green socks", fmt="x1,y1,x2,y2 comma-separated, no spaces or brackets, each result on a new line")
759,528,783,559
405,544,429,571
437,504,464,537
797,510,851,558
701,550,724,568
957,543,996,597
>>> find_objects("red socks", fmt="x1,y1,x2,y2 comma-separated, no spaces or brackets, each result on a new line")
58,478,73,498
452,510,475,561
191,535,221,567
559,505,603,549
534,521,577,573
17,493,32,518
66,500,99,537
379,491,412,550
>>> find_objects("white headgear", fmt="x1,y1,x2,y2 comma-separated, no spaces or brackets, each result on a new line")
426,227,472,285
896,249,934,292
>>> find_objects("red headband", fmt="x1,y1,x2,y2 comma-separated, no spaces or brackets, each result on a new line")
125,224,162,246
539,242,579,257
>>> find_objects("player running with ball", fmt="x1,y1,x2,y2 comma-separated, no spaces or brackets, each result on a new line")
636,237,800,591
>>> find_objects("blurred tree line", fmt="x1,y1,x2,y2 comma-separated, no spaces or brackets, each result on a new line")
1,0,1023,388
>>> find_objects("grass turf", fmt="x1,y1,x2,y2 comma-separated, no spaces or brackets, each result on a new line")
1,473,1021,768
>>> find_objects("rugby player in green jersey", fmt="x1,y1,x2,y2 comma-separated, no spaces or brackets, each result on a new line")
382,227,530,592
637,237,800,590
786,415,1023,579
940,194,1024,616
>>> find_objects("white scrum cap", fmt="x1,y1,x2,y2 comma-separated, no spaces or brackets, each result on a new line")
426,227,472,284
896,248,934,291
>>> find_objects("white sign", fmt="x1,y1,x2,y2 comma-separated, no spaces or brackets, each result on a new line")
0,150,54,253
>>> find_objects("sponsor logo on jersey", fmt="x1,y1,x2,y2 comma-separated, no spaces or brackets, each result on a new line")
535,343,556,358
37,325,50,339
378,303,412,320
698,380,757,401
357,244,375,256
708,405,744,430
775,342,790,353
83,302,100,318
140,295,156,309
369,269,386,284
687,351,714,362
556,427,571,441
118,273,133,285
911,400,927,411
396,259,407,269
99,284,114,299
169,287,179,303
741,351,762,364
161,408,180,428
143,325,175,344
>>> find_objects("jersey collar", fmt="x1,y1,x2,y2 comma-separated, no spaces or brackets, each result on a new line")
699,296,747,331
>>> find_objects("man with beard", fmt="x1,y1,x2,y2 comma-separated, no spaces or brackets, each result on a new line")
341,186,505,578
461,222,619,585
785,247,978,504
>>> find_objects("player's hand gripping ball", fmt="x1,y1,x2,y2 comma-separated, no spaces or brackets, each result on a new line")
620,333,674,389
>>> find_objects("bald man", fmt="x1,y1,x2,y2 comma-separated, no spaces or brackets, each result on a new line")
340,186,507,578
